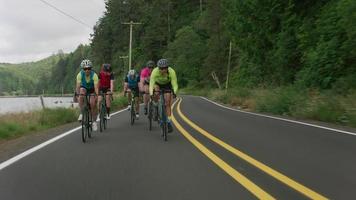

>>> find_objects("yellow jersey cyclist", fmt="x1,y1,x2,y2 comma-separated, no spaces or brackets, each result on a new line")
124,69,141,119
76,59,99,131
149,58,178,133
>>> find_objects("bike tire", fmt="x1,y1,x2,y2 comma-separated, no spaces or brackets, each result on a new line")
87,112,92,138
100,104,105,132
130,102,135,125
81,108,88,143
148,102,153,131
162,122,167,141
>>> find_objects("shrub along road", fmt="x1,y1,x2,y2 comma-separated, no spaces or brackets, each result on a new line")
0,96,355,199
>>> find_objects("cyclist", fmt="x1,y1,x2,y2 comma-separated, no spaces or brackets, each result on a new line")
124,69,140,119
98,63,115,120
149,58,178,133
139,60,155,115
76,59,99,131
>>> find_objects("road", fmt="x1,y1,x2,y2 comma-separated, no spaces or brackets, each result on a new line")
0,96,355,199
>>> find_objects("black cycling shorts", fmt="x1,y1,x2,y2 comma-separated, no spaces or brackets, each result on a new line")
129,87,140,97
99,88,111,94
155,83,172,93
80,86,95,94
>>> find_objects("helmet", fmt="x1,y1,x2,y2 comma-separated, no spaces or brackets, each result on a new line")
157,59,168,68
147,60,155,68
80,59,92,69
103,63,111,71
128,69,136,76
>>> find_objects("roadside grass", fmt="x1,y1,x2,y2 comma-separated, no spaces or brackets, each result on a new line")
184,86,356,128
0,108,78,139
0,95,128,140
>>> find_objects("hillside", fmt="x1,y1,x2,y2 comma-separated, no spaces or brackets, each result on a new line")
0,54,64,95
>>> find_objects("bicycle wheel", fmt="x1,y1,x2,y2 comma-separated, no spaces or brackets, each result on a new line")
88,111,92,138
130,99,135,125
81,108,89,143
162,122,167,141
148,101,153,131
100,103,105,132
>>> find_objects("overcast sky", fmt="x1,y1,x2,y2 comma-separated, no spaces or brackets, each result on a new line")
0,0,106,63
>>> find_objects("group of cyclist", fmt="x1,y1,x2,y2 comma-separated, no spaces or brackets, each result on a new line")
76,60,115,132
76,58,178,133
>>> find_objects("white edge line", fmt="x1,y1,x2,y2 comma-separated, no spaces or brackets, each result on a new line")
0,108,127,171
200,96,356,136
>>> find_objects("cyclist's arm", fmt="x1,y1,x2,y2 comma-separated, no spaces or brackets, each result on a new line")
110,72,115,92
76,73,81,94
123,76,128,92
169,68,178,95
93,74,99,96
149,68,158,96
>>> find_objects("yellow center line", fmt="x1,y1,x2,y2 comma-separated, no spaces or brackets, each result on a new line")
172,98,276,200
175,98,328,200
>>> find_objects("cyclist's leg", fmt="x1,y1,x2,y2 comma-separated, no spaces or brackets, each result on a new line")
153,84,160,103
143,83,149,114
105,90,111,117
98,90,103,113
79,87,87,110
134,88,140,115
164,92,173,118
89,90,98,121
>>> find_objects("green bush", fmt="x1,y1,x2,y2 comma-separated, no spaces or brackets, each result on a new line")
255,86,307,115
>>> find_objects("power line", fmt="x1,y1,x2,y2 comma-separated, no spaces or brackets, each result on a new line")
38,0,92,29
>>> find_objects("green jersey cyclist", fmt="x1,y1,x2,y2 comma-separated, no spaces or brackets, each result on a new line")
149,58,178,133
76,59,99,131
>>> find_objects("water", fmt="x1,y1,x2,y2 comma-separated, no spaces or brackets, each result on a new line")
0,97,78,115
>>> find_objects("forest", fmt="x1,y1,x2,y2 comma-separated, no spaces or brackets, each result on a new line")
2,0,355,95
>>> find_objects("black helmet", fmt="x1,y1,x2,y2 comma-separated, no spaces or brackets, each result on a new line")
157,59,168,68
147,60,155,68
103,63,111,71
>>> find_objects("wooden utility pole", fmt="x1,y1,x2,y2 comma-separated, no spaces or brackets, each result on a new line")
122,21,142,70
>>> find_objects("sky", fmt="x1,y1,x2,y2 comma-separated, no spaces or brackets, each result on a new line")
0,0,106,64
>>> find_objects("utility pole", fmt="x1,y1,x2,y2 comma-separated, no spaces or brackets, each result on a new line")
122,21,141,70
225,41,232,92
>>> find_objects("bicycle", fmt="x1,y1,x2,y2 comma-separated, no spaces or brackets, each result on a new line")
156,89,172,141
78,93,96,143
125,90,137,125
99,92,112,132
147,95,157,131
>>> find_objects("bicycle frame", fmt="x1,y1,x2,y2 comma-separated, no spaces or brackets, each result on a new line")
157,89,172,141
79,93,96,143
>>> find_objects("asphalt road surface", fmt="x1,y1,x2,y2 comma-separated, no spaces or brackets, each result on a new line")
0,96,355,199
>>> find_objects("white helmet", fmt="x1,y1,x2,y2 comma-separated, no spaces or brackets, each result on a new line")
80,59,92,69
128,69,136,76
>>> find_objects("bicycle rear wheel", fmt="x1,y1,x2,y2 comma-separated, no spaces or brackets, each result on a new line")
148,101,153,131
81,108,89,143
162,122,167,141
88,112,92,138
100,103,106,132
130,100,135,125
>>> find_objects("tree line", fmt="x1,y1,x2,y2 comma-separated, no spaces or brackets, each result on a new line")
3,0,355,95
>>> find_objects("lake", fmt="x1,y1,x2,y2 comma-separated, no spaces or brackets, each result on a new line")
0,96,78,115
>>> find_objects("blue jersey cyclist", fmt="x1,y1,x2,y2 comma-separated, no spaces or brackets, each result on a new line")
124,69,141,119
76,59,99,131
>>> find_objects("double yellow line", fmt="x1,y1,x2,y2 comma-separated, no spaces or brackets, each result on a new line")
172,98,328,200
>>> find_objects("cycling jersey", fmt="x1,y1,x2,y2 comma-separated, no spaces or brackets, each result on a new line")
149,67,178,95
99,71,114,89
76,70,99,90
125,74,140,89
140,67,152,80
